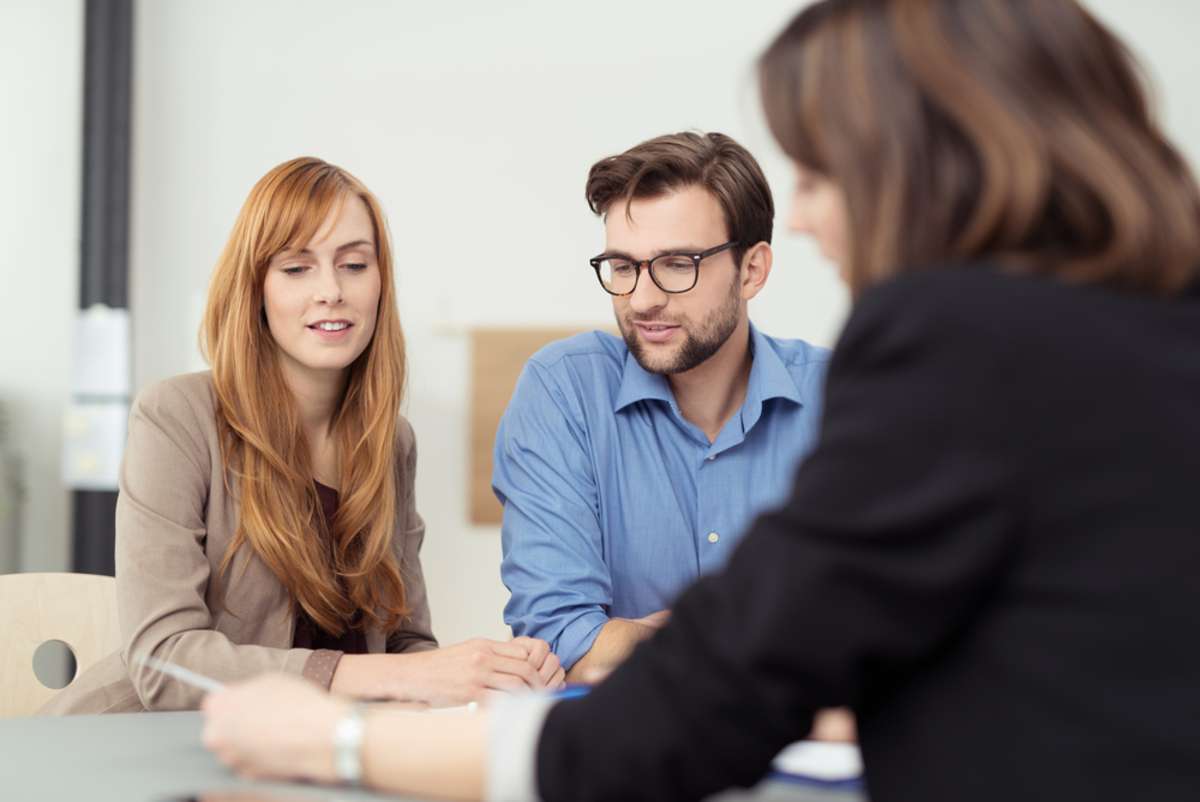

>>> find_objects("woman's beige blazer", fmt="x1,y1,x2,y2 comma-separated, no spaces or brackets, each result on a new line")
41,371,437,715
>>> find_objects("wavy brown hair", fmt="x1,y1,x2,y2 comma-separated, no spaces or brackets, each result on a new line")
201,157,408,635
585,131,774,267
760,0,1200,295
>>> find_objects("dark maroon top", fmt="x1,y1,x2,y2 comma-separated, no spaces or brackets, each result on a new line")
291,481,369,654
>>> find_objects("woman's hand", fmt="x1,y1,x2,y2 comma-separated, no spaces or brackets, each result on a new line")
202,674,346,784
333,637,565,707
809,708,857,742
510,635,567,691
391,638,565,706
206,673,491,800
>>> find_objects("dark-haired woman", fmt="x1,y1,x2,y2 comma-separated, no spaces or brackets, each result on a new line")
201,2,1200,800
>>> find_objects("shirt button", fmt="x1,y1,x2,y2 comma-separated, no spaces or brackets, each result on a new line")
707,532,720,544
706,454,716,461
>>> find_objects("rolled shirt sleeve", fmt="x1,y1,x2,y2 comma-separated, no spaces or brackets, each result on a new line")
494,361,612,670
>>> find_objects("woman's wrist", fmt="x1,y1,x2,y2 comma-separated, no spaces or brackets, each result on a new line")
331,654,385,699
304,695,350,784
249,683,351,785
330,652,425,703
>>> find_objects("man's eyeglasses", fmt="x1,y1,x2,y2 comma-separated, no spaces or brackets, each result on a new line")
589,240,739,296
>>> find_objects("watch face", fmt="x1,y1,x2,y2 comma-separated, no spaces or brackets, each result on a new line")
332,705,367,784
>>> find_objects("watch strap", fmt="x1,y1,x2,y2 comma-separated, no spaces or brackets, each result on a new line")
332,703,367,785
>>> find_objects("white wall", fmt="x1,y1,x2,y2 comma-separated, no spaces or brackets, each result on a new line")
1087,0,1200,167
126,0,1200,645
0,0,83,573
5,0,1196,646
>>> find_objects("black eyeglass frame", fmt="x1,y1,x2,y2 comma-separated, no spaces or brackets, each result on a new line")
588,240,740,296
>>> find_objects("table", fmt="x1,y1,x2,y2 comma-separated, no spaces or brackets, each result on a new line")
0,712,866,802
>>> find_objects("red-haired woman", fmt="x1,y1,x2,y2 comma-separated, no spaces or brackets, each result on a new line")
45,157,562,714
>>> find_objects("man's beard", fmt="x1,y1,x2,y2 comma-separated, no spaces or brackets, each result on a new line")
619,276,741,375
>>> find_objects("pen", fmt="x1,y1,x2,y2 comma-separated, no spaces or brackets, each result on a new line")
134,653,225,694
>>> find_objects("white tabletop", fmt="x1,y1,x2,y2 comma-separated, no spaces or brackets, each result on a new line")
0,711,866,802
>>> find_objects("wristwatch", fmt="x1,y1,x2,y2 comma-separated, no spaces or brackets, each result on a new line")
332,703,367,786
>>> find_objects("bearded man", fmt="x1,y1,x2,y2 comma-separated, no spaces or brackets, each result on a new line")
494,131,830,682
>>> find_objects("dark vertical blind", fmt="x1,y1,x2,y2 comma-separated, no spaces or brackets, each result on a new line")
73,0,134,577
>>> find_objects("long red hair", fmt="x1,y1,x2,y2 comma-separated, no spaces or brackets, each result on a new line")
200,157,408,635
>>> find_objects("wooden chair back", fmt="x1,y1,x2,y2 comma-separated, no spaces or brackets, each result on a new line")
0,572,120,717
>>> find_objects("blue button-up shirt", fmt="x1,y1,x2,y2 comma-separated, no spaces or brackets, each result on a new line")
494,324,829,669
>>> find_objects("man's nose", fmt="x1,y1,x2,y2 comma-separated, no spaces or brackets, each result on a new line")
627,264,667,314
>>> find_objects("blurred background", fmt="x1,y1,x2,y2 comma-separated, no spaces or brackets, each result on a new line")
1,0,1197,647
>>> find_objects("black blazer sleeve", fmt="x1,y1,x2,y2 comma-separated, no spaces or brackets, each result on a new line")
536,272,1028,802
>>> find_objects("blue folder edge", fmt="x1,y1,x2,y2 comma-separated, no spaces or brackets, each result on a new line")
768,769,864,791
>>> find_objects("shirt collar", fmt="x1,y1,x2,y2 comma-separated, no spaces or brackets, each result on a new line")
744,322,805,408
612,322,804,413
613,344,675,412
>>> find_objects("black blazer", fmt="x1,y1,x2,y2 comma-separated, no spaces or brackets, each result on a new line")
536,264,1200,802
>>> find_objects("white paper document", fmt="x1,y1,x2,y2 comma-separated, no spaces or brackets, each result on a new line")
771,741,863,784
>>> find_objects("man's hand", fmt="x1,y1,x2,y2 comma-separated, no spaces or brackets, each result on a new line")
633,610,671,629
566,609,671,683
203,674,346,783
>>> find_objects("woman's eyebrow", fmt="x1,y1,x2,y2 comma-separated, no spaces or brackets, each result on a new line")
277,239,375,259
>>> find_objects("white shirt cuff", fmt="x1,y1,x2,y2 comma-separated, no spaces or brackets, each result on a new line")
486,693,559,802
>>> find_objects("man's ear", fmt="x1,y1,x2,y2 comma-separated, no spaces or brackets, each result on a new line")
740,242,773,301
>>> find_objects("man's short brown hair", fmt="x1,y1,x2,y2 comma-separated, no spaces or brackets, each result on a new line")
585,132,775,265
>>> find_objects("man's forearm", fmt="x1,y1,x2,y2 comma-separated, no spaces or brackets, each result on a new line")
566,618,657,682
